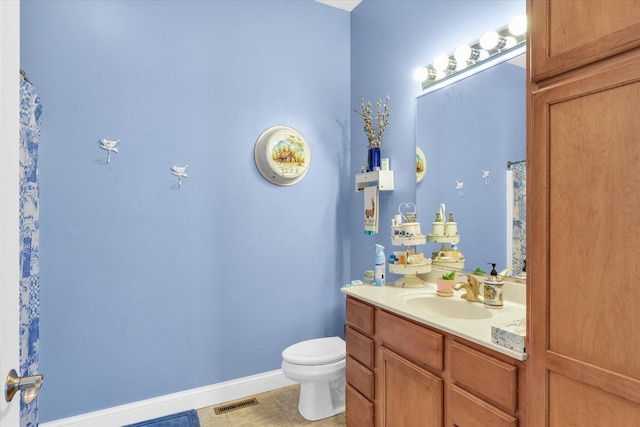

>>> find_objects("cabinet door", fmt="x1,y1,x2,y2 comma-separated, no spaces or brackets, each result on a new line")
530,0,640,80
529,50,640,424
377,346,442,427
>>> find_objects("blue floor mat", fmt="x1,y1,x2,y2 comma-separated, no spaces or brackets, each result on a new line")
124,409,200,427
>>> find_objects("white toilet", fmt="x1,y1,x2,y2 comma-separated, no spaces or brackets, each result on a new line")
281,336,346,421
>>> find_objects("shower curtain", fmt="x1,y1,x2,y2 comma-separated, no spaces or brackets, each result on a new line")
511,162,526,273
19,71,42,427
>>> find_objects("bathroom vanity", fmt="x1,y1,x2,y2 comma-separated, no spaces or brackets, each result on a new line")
342,278,526,426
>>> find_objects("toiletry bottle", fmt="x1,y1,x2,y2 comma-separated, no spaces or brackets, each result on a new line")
484,263,504,309
375,244,386,286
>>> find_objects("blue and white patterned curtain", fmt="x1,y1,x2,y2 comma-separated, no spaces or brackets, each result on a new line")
19,71,42,427
511,162,526,274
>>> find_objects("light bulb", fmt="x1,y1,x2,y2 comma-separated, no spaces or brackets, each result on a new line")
455,45,485,63
509,14,527,36
433,54,456,71
479,31,500,50
504,36,517,49
413,67,430,82
454,45,472,63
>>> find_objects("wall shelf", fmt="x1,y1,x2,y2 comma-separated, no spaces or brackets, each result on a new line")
355,170,394,192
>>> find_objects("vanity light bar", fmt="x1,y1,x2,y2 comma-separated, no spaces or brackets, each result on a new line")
416,15,527,92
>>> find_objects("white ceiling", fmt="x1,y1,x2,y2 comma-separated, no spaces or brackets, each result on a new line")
315,0,362,12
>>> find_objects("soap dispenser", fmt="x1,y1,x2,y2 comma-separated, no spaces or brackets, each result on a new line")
483,263,504,309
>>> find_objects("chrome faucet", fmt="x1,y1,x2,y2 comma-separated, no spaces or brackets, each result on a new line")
453,275,483,303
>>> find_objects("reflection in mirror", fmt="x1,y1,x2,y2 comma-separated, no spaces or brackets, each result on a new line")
416,54,525,278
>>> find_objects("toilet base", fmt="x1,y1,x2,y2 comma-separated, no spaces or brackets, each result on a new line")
297,375,345,421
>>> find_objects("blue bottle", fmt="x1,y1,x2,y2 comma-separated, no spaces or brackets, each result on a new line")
375,244,386,286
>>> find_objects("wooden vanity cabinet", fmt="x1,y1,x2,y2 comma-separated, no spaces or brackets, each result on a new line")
345,296,526,426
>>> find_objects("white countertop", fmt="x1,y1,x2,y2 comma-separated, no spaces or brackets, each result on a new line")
341,283,527,361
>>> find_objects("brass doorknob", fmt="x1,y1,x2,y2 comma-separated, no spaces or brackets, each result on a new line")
5,369,44,404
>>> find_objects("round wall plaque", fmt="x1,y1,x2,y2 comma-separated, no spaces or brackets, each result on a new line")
254,126,311,186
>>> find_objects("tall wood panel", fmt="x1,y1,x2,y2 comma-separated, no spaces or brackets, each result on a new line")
528,0,640,424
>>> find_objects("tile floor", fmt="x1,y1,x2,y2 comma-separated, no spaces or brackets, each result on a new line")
197,384,346,426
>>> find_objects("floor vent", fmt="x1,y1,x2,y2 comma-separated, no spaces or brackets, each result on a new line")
213,397,259,415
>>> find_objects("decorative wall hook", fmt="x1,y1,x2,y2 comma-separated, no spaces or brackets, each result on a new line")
171,165,188,188
482,169,490,184
456,180,464,198
99,138,120,163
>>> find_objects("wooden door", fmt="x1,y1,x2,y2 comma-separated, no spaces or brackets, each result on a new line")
528,36,640,426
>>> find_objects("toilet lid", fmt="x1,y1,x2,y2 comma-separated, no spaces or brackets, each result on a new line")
282,337,345,366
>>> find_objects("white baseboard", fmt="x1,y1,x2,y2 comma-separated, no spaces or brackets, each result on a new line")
41,369,296,427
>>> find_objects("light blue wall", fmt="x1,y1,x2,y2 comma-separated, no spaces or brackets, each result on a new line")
21,0,350,421
22,0,526,422
350,0,525,285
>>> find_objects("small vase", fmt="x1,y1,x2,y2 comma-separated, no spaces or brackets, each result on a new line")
436,278,455,297
367,147,381,172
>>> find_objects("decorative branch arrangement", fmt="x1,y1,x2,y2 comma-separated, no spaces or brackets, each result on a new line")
353,96,390,148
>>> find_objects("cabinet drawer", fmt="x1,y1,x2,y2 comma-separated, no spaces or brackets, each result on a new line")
450,384,517,427
346,384,374,427
346,297,374,335
346,356,374,401
376,309,443,371
451,341,518,414
346,326,374,369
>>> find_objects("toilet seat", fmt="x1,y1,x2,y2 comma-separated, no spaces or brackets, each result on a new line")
282,337,345,366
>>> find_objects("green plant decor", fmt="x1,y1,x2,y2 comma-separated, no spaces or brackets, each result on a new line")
442,270,456,280
473,267,486,275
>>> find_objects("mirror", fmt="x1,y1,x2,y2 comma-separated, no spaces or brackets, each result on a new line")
416,54,525,277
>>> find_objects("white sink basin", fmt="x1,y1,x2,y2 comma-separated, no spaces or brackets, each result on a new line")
399,292,512,320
